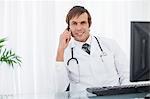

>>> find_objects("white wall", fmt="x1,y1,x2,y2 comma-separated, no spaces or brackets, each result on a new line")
0,1,56,94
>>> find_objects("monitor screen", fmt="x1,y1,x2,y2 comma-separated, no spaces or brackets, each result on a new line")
130,21,150,82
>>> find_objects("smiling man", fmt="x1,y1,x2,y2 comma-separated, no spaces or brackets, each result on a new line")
55,6,129,93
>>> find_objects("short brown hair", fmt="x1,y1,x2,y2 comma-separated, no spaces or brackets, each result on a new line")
66,6,92,27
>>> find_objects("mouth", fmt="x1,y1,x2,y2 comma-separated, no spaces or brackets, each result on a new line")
76,32,84,36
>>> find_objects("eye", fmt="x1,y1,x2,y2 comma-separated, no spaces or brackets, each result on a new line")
81,21,86,25
71,22,77,25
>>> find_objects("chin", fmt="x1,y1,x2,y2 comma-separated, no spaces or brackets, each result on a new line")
74,34,87,42
77,38,86,42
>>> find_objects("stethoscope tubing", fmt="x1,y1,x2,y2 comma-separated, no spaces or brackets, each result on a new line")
67,48,79,66
67,36,105,66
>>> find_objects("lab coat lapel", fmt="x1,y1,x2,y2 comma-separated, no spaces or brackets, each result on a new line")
90,36,101,57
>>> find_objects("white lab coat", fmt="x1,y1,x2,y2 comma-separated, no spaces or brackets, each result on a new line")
55,35,129,93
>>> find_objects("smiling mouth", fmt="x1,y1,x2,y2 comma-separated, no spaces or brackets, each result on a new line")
76,32,84,36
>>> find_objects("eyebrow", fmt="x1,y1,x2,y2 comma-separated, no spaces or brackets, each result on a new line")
71,20,87,24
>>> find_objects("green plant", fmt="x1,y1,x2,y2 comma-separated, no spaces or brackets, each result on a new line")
0,37,5,48
0,37,22,68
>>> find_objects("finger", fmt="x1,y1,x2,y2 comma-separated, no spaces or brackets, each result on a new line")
64,29,71,34
64,30,71,38
67,33,71,40
66,37,70,44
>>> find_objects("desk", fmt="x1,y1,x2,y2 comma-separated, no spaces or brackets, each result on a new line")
0,92,149,99
55,91,149,99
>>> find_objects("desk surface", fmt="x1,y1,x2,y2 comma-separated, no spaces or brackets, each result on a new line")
55,91,149,99
0,92,149,99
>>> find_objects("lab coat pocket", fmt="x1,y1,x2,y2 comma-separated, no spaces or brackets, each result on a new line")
101,51,120,83
90,55,108,81
102,52,117,73
90,51,118,83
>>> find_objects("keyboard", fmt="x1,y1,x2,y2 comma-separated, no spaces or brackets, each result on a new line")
86,83,150,96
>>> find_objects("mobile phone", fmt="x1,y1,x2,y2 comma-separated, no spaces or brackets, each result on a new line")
67,25,70,31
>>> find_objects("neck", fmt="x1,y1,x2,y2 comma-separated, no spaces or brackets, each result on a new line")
78,34,90,42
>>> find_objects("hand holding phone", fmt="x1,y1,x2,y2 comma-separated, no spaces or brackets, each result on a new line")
56,27,71,61
58,27,71,50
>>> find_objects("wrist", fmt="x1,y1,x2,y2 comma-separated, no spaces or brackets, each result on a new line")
57,47,65,52
56,48,65,61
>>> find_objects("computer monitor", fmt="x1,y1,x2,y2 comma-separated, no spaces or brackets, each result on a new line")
130,21,150,82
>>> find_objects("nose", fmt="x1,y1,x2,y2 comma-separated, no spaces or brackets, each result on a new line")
76,24,82,30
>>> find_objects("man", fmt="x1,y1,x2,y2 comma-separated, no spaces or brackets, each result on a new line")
55,6,129,92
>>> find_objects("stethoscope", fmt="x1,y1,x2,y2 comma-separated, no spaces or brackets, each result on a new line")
67,36,107,65
66,36,107,83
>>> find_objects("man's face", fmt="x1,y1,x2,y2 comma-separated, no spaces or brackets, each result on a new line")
69,13,90,42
